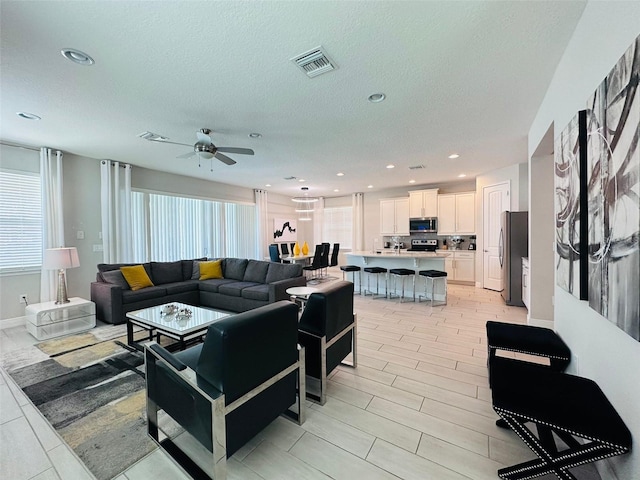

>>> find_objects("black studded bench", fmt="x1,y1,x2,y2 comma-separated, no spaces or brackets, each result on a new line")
491,357,632,480
486,321,571,387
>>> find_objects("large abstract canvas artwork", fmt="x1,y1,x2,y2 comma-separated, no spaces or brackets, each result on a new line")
555,110,588,300
273,218,297,242
586,35,639,341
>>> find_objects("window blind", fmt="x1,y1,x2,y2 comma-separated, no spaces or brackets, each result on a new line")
0,170,42,273
322,206,352,249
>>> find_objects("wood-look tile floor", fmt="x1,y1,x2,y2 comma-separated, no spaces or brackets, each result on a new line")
1,276,601,480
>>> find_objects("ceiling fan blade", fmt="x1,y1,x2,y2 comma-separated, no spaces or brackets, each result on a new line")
196,131,212,145
149,139,192,147
215,153,237,165
216,147,254,155
177,151,196,159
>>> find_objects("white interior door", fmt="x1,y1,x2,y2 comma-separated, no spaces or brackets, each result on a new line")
483,182,509,290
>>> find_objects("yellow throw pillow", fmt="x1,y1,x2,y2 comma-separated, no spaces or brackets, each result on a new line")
120,265,154,291
199,260,223,280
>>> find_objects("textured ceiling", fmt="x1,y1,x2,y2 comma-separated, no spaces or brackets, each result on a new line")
0,1,586,197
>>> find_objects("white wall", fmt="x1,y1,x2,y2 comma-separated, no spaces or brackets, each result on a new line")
529,3,640,478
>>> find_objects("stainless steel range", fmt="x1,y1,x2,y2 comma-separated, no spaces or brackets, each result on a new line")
406,239,438,252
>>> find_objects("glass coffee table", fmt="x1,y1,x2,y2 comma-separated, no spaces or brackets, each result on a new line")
126,302,231,351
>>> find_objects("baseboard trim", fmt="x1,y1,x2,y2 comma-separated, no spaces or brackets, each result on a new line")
527,316,554,329
0,316,27,329
475,281,482,288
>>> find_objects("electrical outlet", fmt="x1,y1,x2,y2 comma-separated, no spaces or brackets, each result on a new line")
76,230,85,239
19,294,28,304
93,244,104,252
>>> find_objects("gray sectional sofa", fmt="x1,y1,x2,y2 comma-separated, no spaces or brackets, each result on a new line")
90,258,306,324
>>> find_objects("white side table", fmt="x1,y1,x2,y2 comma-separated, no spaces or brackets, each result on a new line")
25,297,96,340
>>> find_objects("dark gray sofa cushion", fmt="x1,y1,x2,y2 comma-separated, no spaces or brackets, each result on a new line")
218,281,260,297
151,261,183,285
242,284,269,301
266,262,303,284
199,278,236,293
243,260,269,283
101,270,130,290
122,286,168,304
164,280,200,295
224,258,248,280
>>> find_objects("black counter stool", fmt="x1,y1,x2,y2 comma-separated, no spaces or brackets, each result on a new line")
388,268,416,302
340,265,362,295
491,357,631,480
418,270,447,306
363,266,388,299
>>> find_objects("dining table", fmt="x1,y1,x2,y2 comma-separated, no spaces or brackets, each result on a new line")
281,254,315,265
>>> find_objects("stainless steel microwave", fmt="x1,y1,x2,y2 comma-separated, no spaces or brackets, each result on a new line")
409,218,437,233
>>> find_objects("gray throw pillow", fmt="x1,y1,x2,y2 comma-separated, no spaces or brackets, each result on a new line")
101,270,130,290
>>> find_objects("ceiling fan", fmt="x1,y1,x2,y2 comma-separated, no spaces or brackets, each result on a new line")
147,128,254,165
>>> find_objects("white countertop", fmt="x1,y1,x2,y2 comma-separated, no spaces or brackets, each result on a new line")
347,250,450,258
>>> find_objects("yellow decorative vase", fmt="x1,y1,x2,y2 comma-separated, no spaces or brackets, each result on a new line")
301,241,309,255
293,242,301,256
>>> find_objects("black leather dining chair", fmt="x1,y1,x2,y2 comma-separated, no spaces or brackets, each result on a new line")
303,244,324,279
280,243,290,255
329,243,340,267
320,243,330,277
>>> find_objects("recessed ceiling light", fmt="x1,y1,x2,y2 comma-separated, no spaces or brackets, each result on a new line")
368,93,386,103
265,184,271,187
248,133,262,138
448,153,460,159
16,112,41,120
336,172,344,176
367,185,373,189
334,189,340,192
409,179,416,184
61,48,94,65
386,164,395,169
298,179,306,182
458,174,467,178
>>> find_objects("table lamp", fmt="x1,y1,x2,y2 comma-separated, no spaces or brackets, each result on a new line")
43,247,80,304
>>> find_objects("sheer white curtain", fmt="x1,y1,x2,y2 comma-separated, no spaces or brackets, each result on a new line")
352,192,365,251
100,160,133,263
40,148,65,302
255,189,269,259
313,197,325,245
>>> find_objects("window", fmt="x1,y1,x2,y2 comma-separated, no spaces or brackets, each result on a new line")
131,191,256,262
0,170,42,273
322,206,352,249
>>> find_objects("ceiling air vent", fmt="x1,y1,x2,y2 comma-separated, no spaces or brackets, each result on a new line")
291,46,336,78
284,176,298,181
409,164,426,170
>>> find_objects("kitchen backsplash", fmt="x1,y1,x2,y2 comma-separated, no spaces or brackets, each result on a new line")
382,233,476,249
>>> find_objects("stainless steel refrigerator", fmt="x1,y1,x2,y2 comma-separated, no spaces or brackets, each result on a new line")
500,211,528,306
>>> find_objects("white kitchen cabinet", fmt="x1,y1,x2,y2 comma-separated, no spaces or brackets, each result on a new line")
453,251,475,282
522,257,530,309
437,250,475,283
380,198,409,235
437,192,476,235
409,189,439,218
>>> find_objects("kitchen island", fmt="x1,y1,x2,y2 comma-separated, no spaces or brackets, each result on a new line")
345,251,450,299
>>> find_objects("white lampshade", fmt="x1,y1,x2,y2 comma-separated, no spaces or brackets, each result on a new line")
43,247,80,270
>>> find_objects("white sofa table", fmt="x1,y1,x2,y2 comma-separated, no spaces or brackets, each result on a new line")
25,297,96,340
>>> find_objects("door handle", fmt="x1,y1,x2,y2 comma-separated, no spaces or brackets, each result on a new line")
483,249,489,253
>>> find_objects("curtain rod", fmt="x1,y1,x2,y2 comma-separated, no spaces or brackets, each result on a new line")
0,141,41,152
